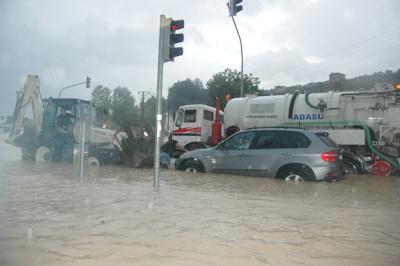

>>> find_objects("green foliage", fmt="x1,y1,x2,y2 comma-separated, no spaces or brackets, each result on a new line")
168,78,211,112
91,85,112,126
206,68,260,108
111,87,139,127
141,95,167,127
91,85,112,109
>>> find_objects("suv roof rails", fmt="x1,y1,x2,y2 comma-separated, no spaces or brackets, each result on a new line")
244,126,308,130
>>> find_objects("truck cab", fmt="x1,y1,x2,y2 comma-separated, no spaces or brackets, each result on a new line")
173,104,224,147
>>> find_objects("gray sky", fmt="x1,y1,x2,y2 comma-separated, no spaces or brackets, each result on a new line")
1,0,399,114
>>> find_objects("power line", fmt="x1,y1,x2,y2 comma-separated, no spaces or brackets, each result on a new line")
283,25,400,77
298,43,400,81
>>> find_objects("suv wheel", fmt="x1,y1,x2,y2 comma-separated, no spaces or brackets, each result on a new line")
183,161,204,173
284,173,306,183
277,165,315,182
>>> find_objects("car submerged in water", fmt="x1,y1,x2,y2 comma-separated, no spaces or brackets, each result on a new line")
175,128,343,182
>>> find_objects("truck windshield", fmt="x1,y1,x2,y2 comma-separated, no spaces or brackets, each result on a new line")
175,109,184,127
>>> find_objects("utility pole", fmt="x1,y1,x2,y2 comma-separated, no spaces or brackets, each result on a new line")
138,91,151,128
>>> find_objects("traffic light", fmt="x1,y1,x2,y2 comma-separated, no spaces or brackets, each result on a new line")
228,0,243,16
163,18,184,62
86,76,91,88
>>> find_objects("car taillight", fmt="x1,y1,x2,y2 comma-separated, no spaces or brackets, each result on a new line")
321,150,338,162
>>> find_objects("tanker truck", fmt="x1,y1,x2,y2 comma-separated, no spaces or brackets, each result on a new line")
223,84,400,176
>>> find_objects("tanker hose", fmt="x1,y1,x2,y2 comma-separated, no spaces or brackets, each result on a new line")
284,120,400,170
288,90,300,119
305,92,320,109
363,125,400,170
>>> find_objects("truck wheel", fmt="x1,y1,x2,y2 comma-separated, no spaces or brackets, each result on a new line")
343,161,358,175
35,146,52,162
88,156,100,167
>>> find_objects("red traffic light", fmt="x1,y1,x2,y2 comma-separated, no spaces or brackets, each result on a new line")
170,20,184,32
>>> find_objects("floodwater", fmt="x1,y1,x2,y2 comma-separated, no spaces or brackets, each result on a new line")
0,138,400,266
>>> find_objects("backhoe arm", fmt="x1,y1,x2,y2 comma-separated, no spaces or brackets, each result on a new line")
6,75,44,146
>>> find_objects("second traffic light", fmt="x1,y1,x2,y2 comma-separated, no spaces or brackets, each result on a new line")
163,18,184,62
86,76,91,88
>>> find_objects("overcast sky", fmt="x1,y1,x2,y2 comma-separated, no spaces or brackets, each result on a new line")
1,0,399,114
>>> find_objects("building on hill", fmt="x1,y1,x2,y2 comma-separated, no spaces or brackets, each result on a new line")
329,72,346,82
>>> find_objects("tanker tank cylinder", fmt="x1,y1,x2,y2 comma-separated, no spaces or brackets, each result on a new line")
366,117,383,132
317,98,327,112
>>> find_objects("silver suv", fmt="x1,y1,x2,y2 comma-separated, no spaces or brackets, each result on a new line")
175,128,343,181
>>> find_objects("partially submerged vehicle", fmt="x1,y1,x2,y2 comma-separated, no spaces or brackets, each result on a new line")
6,75,153,167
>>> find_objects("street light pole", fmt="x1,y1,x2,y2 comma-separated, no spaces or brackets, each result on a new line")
227,0,244,97
231,15,244,97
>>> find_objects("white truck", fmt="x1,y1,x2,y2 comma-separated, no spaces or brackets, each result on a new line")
172,104,224,149
223,84,400,175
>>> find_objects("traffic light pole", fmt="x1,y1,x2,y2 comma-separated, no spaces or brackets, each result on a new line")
154,15,184,188
58,81,86,98
154,15,166,188
58,76,91,98
230,15,244,97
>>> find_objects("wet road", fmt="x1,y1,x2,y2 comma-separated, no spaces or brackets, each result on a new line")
0,138,400,265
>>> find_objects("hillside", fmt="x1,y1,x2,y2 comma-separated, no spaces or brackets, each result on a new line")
268,69,400,95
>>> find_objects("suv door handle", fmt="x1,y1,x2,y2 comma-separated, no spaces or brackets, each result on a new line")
239,153,249,157
281,152,291,156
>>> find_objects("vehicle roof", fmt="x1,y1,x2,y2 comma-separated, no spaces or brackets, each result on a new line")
44,98,91,104
243,127,309,132
179,104,224,114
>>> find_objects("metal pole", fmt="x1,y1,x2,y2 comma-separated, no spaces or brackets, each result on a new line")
80,120,86,182
231,15,244,97
138,91,151,129
58,81,86,98
154,15,166,188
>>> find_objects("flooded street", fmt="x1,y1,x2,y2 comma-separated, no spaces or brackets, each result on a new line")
0,139,400,266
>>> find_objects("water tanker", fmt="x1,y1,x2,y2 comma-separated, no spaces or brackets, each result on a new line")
224,85,400,175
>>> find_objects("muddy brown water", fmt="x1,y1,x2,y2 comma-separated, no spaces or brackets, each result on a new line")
0,139,399,265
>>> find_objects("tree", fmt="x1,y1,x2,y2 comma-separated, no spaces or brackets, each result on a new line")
206,68,260,108
111,87,139,127
168,78,211,113
91,85,112,126
141,96,167,126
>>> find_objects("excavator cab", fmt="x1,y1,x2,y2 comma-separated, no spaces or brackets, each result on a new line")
42,98,92,132
31,98,93,162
